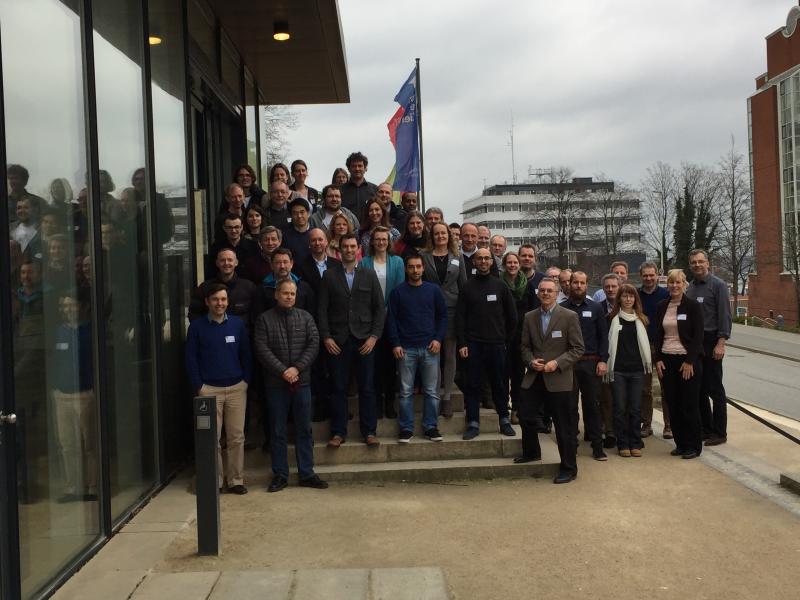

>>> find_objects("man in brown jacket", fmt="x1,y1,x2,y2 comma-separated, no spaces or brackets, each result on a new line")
520,277,584,483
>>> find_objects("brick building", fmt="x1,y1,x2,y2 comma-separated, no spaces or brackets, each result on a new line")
748,4,800,325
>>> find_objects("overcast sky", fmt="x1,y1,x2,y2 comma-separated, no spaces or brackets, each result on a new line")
285,0,792,221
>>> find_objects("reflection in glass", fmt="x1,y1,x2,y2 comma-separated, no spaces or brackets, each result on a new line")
1,1,100,596
92,0,157,521
150,0,193,468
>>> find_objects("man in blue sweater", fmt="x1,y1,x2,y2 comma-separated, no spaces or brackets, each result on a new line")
387,255,448,442
638,261,670,439
185,283,252,495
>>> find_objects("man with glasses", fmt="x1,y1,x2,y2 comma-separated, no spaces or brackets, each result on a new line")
455,248,518,440
520,277,584,483
207,214,258,279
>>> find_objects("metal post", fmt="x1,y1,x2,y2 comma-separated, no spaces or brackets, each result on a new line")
415,57,426,212
194,395,220,556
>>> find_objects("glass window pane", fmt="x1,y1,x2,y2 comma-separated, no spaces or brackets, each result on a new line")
92,0,157,521
1,0,100,596
149,0,192,469
245,73,258,174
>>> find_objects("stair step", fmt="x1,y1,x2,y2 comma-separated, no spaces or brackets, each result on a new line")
310,408,509,442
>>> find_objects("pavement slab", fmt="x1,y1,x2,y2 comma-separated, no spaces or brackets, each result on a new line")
131,572,220,599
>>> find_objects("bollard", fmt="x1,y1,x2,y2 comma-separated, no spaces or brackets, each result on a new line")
777,314,785,329
194,395,220,556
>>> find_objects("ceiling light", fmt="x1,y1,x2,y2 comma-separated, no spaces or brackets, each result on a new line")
273,21,290,42
149,34,162,45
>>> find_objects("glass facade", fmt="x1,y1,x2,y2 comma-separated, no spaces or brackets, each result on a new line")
0,0,344,596
1,1,101,596
779,73,800,268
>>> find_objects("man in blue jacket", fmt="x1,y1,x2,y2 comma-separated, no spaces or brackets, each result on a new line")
185,283,252,495
387,254,448,443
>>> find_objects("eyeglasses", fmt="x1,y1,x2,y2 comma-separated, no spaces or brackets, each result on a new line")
474,256,493,261
538,289,555,294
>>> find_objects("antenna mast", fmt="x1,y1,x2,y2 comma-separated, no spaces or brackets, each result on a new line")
509,112,517,184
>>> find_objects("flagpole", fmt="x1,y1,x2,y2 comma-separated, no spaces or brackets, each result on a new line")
415,57,426,213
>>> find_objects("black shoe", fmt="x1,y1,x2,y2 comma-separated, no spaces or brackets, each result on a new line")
553,473,576,484
500,422,516,436
83,493,98,501
592,448,608,461
462,427,480,441
682,451,700,460
704,435,727,447
267,476,288,493
670,448,685,456
603,436,617,449
513,456,541,464
228,484,248,495
424,428,443,442
398,430,413,443
299,475,329,489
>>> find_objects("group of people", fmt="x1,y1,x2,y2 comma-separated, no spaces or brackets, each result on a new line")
186,152,732,493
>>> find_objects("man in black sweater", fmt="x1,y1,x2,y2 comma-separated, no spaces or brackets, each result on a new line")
455,248,518,440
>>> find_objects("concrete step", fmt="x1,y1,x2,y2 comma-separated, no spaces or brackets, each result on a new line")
309,408,509,442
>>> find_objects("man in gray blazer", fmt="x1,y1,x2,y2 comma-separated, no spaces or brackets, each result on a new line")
318,233,385,448
520,277,584,483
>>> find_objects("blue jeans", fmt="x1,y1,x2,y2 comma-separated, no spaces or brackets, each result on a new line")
327,335,377,439
611,371,644,450
266,384,314,480
398,347,440,432
465,341,509,428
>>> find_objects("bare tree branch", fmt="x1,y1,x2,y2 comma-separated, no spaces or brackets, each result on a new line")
639,161,678,272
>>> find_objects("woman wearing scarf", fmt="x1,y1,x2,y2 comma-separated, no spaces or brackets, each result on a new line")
421,222,466,417
605,283,652,457
500,252,528,424
392,210,427,259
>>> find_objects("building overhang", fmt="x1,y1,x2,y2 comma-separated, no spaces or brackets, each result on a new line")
210,0,349,105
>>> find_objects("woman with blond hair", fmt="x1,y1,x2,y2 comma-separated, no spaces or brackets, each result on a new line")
654,269,705,459
327,211,362,262
606,283,651,457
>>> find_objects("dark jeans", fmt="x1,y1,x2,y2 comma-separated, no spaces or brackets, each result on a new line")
506,333,524,409
266,384,314,480
699,333,727,438
573,360,603,449
522,376,577,477
310,344,330,421
374,331,397,416
660,354,703,455
465,341,509,428
327,335,377,439
611,371,644,450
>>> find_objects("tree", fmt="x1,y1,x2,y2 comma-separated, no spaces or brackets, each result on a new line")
715,140,753,307
673,186,696,272
640,161,678,273
593,175,638,256
783,221,800,323
531,166,586,266
260,105,299,168
680,162,720,256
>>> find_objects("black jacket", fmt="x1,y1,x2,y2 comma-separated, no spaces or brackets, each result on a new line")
254,306,319,387
294,254,343,297
653,294,705,364
455,272,517,348
318,265,385,345
188,275,262,331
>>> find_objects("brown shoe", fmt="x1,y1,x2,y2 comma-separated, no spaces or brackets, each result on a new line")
510,410,520,425
327,435,343,449
618,449,631,458
630,448,642,458
662,427,673,440
365,434,380,447
704,435,727,447
640,426,653,438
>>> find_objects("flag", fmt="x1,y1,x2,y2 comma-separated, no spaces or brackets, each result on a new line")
387,67,420,194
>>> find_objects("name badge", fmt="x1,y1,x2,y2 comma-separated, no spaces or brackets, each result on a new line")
697,297,704,303
552,330,563,338
677,314,687,321
471,268,477,275
582,311,592,318
487,294,497,302
225,335,236,343
56,342,69,350
450,259,460,266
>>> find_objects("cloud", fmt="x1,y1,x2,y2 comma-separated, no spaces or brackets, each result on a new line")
286,0,791,221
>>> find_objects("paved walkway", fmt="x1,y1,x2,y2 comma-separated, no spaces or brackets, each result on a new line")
729,322,800,361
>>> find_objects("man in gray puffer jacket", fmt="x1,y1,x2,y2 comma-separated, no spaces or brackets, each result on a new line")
254,279,327,493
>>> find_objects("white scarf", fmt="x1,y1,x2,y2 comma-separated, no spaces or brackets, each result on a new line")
605,310,652,382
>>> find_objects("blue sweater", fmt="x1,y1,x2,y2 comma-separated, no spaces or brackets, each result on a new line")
387,281,447,348
185,314,252,391
53,321,93,393
359,255,405,305
639,285,670,341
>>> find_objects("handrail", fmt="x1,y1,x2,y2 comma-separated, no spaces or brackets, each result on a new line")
726,397,800,446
